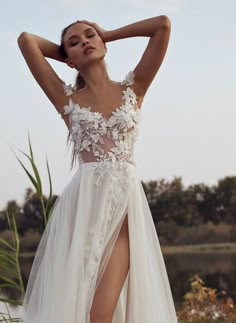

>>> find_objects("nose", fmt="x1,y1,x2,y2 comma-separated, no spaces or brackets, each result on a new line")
82,40,89,47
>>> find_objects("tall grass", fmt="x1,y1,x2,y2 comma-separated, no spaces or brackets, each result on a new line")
0,133,54,321
11,132,54,227
0,211,24,322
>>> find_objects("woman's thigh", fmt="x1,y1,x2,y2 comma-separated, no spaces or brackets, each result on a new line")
90,215,130,323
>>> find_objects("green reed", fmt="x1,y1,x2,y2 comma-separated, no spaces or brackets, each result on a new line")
0,133,54,322
12,132,54,227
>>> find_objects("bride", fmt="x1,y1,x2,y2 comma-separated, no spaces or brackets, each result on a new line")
18,15,177,323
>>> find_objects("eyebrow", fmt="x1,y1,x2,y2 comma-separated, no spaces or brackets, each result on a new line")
67,28,94,42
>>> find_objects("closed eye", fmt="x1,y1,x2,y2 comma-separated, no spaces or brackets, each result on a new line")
69,39,79,46
87,33,95,38
70,36,93,46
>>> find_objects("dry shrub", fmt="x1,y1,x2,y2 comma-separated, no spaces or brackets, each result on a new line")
177,275,236,322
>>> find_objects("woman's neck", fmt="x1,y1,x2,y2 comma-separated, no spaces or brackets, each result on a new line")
80,61,112,94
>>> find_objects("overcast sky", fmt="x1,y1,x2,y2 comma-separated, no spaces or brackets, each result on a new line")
0,0,235,208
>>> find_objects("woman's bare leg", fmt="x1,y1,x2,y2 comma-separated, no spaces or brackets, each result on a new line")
90,215,130,323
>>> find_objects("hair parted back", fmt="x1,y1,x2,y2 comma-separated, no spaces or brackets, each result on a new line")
59,22,86,91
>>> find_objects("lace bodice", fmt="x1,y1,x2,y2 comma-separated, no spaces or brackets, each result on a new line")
62,71,141,167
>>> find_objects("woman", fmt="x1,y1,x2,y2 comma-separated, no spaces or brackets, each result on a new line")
18,16,177,323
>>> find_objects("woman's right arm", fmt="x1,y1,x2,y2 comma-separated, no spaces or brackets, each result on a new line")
18,32,67,115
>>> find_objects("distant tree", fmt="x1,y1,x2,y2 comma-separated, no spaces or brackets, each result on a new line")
186,183,218,224
0,200,22,232
0,188,58,235
216,176,236,223
143,177,187,225
22,188,58,234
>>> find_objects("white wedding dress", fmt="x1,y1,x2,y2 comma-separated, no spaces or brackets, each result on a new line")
22,71,178,322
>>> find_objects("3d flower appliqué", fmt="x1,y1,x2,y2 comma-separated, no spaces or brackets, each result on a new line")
61,71,141,171
64,99,76,115
121,71,135,86
122,87,137,106
62,83,75,96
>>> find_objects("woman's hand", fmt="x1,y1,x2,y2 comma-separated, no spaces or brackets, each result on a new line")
77,20,108,42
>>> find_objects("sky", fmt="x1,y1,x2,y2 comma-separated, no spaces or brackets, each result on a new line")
0,0,235,209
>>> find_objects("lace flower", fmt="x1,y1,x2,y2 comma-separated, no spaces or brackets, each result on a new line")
81,138,92,152
121,71,135,86
110,140,130,156
62,83,75,96
122,87,137,105
64,98,76,115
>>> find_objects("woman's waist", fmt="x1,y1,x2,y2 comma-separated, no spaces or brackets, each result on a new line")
79,160,137,187
78,151,135,165
79,160,136,168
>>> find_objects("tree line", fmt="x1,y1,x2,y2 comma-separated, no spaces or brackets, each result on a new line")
1,175,236,248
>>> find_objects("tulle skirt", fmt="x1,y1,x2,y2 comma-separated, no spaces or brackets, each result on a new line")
22,161,178,322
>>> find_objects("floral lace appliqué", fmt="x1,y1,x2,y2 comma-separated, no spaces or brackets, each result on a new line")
85,161,134,293
121,71,135,86
62,83,77,96
62,71,141,178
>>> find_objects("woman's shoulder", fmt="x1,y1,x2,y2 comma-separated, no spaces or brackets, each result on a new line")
119,71,144,108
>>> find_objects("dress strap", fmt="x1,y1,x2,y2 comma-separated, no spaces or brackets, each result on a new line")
62,81,76,97
121,71,135,87
61,82,77,116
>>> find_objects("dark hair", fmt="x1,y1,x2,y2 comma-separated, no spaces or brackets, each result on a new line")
59,22,86,90
59,22,86,169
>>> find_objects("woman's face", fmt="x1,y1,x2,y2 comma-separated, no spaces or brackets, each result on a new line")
63,23,106,69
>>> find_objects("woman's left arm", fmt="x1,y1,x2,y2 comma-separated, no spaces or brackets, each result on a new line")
81,16,171,98
80,15,171,97
109,16,171,97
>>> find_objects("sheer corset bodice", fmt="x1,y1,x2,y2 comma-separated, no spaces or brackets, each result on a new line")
62,71,141,166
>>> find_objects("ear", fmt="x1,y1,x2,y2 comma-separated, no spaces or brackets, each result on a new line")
65,58,76,69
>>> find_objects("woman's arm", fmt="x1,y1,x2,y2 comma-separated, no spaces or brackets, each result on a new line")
18,32,64,62
108,16,171,97
18,32,67,112
81,16,171,98
105,15,170,42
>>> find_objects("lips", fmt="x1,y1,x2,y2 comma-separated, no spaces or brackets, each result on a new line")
83,46,95,55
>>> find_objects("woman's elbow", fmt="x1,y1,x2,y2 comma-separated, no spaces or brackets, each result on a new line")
17,32,30,48
158,15,171,31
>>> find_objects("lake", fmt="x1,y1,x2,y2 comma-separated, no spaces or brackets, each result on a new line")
164,251,236,310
